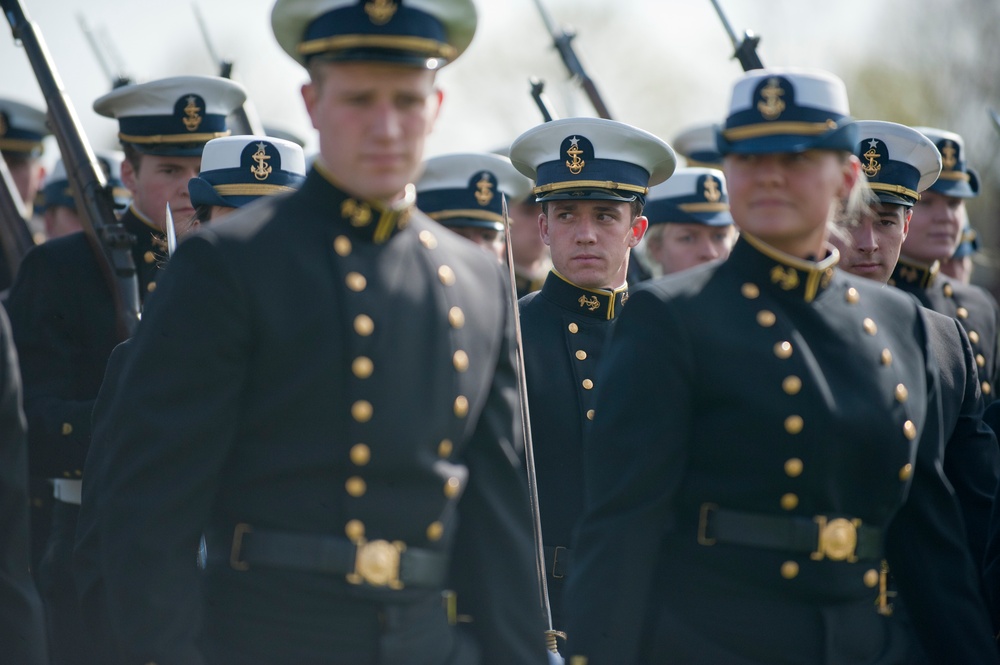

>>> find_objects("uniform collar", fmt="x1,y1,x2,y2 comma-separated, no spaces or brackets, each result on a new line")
735,232,839,304
313,161,413,244
890,255,940,290
541,269,628,320
121,205,167,256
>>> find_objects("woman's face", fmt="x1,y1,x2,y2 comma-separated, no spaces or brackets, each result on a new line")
724,150,856,259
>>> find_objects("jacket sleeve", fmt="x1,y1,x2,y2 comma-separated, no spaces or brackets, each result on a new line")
885,310,999,663
98,236,250,665
0,307,48,665
449,267,548,665
4,243,97,477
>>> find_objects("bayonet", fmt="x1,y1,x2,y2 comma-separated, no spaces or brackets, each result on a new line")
708,0,764,71
165,203,177,256
531,0,612,120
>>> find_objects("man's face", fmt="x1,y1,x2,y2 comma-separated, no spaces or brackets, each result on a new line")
302,61,441,203
121,154,201,233
3,152,44,208
449,225,505,262
540,199,647,290
648,223,735,276
902,190,964,264
830,202,910,284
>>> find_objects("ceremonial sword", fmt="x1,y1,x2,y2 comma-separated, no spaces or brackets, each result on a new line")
501,195,566,655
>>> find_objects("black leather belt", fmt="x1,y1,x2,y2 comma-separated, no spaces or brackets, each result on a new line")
697,503,882,562
543,545,573,579
204,524,449,590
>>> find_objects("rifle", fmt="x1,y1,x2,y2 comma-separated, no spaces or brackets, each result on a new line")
2,0,140,340
0,152,35,285
708,0,764,71
531,0,613,120
529,77,558,123
192,4,264,136
76,15,133,89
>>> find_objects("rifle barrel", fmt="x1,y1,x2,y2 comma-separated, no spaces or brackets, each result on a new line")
2,0,139,340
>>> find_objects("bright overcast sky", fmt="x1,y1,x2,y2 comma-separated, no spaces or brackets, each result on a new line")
1,0,895,165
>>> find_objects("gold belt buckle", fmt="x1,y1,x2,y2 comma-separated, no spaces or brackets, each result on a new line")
347,538,406,590
811,516,861,562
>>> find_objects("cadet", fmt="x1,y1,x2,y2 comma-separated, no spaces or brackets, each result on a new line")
73,133,308,658
563,68,997,664
890,127,999,403
186,134,308,223
639,167,736,277
93,1,546,663
4,74,245,665
40,150,130,239
416,152,531,262
0,97,49,286
509,116,675,630
829,121,998,633
0,307,47,665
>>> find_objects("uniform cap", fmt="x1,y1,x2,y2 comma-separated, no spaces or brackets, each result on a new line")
717,68,856,155
854,121,941,208
94,76,247,157
271,0,476,69
509,117,676,204
0,98,49,157
912,126,979,198
416,152,531,231
671,123,723,168
41,150,130,211
644,167,733,227
188,135,307,209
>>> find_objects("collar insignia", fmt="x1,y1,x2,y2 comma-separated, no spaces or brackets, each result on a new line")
342,198,373,227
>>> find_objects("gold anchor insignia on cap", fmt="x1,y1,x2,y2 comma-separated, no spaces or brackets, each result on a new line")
941,141,957,170
182,96,203,132
474,173,494,206
703,175,721,202
342,199,373,227
364,0,398,25
565,136,585,175
578,294,600,311
250,143,273,181
757,78,786,121
770,265,799,291
862,139,882,177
